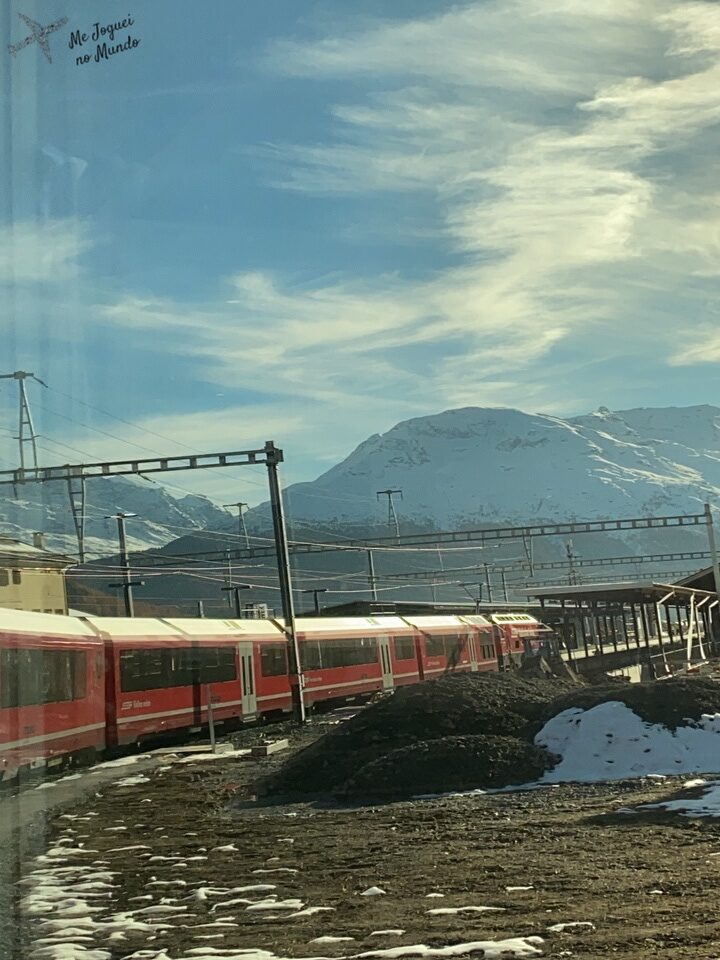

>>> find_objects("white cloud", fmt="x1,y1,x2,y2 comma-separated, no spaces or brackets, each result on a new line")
258,0,720,377
0,219,93,284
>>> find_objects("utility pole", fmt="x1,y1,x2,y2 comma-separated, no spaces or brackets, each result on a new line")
302,587,327,615
523,535,534,577
483,562,493,602
224,501,250,549
460,582,483,614
197,600,205,618
224,549,233,609
0,370,45,473
221,583,251,617
367,549,378,602
566,540,578,585
265,440,305,724
376,488,403,539
106,512,143,617
500,569,509,602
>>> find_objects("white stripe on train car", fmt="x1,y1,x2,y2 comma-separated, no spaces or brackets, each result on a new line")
116,699,244,725
0,722,106,753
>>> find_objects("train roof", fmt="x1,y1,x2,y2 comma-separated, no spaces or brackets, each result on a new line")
77,616,285,639
402,615,480,631
291,616,414,637
458,615,493,628
490,613,539,625
0,608,99,638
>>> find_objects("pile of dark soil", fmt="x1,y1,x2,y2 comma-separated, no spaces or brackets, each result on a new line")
265,672,579,798
339,734,555,799
264,674,720,801
540,677,720,731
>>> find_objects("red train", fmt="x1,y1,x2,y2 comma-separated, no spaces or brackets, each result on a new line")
0,608,551,781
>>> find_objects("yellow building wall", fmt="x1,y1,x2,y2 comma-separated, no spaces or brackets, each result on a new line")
0,567,68,615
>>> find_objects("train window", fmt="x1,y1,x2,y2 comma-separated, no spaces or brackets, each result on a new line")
321,638,378,668
261,645,287,677
442,634,468,665
120,649,164,692
0,570,8,587
11,570,21,585
120,646,237,692
0,648,86,708
394,636,416,661
425,635,445,657
198,647,237,684
300,641,322,671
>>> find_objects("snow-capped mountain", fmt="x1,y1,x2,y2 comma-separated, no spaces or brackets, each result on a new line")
0,475,228,559
68,404,720,615
250,405,720,531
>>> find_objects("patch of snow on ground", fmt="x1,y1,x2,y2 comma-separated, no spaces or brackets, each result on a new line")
94,755,151,770
360,887,386,896
536,702,720,782
310,936,356,943
427,906,506,915
114,775,151,787
171,749,252,764
547,921,596,932
641,779,720,818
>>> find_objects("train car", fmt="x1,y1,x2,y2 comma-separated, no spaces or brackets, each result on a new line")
292,616,419,705
84,616,288,747
489,613,553,667
459,615,501,671
0,609,105,781
401,615,482,679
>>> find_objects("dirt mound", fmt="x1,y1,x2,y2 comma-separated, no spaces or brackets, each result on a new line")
265,672,579,797
339,735,555,799
539,677,720,731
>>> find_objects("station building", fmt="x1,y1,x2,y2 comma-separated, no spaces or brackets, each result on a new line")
0,535,74,615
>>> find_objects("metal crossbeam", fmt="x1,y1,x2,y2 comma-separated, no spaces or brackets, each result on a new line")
0,448,272,486
378,550,714,582
135,511,709,566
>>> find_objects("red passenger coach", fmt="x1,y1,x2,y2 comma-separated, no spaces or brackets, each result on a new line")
293,616,419,704
0,610,105,781
459,615,501,671
92,617,287,747
402,616,479,679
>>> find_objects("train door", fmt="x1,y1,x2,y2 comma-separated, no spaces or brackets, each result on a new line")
468,633,479,672
238,642,257,717
378,636,394,690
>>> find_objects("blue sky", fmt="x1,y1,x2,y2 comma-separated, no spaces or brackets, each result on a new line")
2,0,720,506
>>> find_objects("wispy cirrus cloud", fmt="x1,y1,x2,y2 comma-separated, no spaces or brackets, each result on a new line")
0,218,93,284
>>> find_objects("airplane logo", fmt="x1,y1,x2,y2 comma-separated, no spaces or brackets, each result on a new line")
8,12,69,63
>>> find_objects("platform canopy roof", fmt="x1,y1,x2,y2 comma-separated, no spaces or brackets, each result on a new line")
519,580,717,607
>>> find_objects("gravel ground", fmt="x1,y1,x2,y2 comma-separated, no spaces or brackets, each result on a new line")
7,720,720,960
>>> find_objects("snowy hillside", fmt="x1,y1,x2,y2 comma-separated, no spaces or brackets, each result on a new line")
0,474,228,559
251,404,720,530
